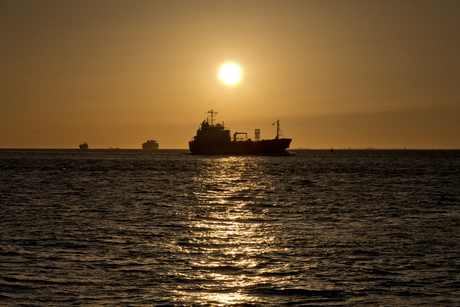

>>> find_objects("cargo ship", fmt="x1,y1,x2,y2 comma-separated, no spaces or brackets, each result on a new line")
189,110,292,155
142,140,159,150
79,142,89,149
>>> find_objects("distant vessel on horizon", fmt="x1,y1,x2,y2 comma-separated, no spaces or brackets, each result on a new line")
142,140,159,150
189,110,292,155
79,142,88,150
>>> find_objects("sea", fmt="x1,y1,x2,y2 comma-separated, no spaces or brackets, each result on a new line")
1,149,459,306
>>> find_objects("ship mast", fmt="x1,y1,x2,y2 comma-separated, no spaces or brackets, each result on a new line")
273,119,283,139
208,110,217,126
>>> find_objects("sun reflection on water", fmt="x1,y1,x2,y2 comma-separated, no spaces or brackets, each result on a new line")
173,157,276,304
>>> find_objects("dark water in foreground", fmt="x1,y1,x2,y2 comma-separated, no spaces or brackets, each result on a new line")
1,149,460,306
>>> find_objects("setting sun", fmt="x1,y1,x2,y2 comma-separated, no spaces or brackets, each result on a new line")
219,63,242,85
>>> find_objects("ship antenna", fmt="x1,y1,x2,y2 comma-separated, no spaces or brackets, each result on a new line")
208,110,218,126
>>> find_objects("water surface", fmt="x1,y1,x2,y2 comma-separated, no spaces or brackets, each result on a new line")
1,149,459,305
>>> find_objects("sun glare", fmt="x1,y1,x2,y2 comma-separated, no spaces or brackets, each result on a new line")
219,63,242,85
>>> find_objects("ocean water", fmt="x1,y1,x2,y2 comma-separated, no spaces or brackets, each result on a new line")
1,149,460,306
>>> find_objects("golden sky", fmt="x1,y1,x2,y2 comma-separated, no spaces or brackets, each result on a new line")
1,0,459,149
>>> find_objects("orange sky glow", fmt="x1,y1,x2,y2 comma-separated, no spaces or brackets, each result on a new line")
1,0,459,149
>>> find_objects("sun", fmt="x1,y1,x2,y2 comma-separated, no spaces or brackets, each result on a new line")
219,63,242,85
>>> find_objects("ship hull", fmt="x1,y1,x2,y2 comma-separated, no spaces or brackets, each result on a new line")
142,144,159,150
189,138,291,155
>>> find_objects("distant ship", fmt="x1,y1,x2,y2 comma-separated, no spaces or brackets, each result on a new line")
189,110,292,155
142,140,159,150
79,142,89,149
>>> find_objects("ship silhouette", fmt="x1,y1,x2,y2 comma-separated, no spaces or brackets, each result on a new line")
189,110,292,155
142,140,159,150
